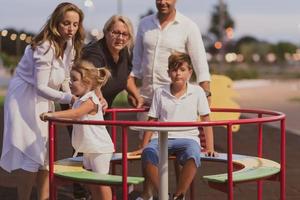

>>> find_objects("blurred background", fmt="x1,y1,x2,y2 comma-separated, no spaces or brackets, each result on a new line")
1,0,300,80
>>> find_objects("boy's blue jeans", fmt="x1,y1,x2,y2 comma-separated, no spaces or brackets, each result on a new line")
141,138,201,168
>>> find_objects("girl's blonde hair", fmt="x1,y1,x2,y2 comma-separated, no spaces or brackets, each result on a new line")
72,60,111,90
31,2,85,60
103,15,134,53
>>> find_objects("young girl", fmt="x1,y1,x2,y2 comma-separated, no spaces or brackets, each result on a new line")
41,60,115,200
0,2,84,200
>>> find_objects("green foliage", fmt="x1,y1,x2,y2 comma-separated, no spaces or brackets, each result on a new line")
235,38,299,64
289,97,300,103
271,42,298,62
290,73,300,79
235,36,258,46
0,96,5,106
0,28,34,57
0,52,19,69
225,67,259,80
275,71,300,79
112,91,129,107
238,42,272,63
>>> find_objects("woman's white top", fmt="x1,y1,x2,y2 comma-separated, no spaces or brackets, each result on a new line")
0,40,74,172
72,91,115,157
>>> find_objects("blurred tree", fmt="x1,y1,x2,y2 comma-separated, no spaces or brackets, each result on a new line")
238,41,272,63
235,36,272,63
271,42,298,62
0,28,35,69
1,28,34,56
0,53,18,69
235,36,259,48
208,0,235,64
208,1,235,41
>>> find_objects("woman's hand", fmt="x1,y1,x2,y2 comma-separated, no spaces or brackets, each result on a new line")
40,112,52,121
128,94,144,108
70,95,78,105
136,96,144,108
95,87,108,112
207,96,212,106
99,96,108,112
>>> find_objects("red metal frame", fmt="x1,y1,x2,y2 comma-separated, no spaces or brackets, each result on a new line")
47,107,286,200
257,113,263,200
227,124,234,200
49,121,56,200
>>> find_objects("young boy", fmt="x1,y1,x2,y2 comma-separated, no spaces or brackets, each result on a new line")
134,52,217,200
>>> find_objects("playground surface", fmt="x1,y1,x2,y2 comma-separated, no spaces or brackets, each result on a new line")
234,79,300,135
0,79,300,199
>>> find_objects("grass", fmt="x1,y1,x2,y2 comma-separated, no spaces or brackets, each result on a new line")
289,96,300,103
0,96,4,107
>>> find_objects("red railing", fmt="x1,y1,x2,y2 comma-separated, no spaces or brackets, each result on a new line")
47,107,286,200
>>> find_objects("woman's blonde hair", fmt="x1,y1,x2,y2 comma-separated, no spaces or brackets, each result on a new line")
72,60,111,90
103,15,134,52
31,2,85,60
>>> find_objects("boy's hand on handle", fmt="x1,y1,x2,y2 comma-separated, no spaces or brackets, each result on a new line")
205,150,218,157
129,148,143,156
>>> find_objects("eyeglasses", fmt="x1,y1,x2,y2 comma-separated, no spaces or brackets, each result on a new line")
110,30,129,39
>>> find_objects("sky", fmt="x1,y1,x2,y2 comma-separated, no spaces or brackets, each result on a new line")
1,0,300,44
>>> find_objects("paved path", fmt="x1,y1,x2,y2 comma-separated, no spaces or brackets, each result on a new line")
234,79,300,135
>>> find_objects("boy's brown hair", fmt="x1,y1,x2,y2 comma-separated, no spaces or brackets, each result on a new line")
168,51,193,70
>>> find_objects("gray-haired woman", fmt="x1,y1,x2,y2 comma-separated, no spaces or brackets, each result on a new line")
82,15,142,108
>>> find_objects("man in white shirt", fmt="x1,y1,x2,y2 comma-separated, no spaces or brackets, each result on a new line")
127,1,212,199
127,0,211,108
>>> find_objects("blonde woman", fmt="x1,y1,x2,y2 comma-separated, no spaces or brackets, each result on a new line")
0,2,85,200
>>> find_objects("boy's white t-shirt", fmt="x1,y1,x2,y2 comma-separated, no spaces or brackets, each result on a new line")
72,91,115,157
148,83,211,144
